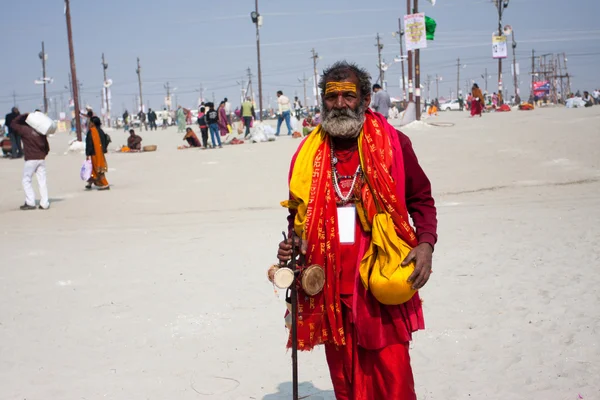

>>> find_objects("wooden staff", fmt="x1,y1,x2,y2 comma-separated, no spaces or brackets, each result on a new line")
283,231,300,400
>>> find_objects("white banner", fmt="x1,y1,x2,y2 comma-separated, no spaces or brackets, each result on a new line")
404,13,427,51
492,35,508,59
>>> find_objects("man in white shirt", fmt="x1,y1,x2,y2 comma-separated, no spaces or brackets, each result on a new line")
276,90,294,136
224,97,232,124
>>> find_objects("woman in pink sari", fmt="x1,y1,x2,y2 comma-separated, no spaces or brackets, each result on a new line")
217,101,228,136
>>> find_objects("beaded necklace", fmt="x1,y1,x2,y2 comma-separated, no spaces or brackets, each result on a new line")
331,145,362,206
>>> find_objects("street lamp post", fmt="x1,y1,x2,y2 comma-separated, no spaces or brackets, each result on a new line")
392,21,407,101
136,57,144,113
251,2,264,121
39,42,48,114
494,0,510,104
101,53,111,127
64,0,82,141
511,31,520,103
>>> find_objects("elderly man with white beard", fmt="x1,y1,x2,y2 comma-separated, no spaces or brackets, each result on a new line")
275,61,438,399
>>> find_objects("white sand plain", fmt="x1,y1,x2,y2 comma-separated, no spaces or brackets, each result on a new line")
0,107,599,400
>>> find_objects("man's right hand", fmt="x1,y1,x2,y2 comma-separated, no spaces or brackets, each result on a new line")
277,237,307,266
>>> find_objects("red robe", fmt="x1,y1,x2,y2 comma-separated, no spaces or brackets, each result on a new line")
287,126,437,399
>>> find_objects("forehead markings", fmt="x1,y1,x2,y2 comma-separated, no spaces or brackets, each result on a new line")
325,82,357,95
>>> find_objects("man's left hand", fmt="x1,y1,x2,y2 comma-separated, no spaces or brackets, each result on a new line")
402,243,433,290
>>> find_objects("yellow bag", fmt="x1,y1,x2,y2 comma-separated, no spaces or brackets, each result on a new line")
227,124,232,133
359,212,417,305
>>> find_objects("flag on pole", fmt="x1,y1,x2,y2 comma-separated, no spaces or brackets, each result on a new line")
425,16,437,40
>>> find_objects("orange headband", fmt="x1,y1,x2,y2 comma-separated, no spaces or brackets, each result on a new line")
325,82,357,94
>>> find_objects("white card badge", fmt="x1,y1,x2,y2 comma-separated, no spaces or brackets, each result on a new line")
337,206,356,244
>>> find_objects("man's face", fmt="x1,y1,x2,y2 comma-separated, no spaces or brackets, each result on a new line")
13,107,19,114
321,72,370,139
277,93,281,98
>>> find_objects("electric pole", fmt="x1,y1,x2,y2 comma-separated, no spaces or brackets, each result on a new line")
435,74,440,99
237,76,245,105
511,31,519,103
456,58,461,99
245,67,255,105
164,82,171,110
136,57,144,112
376,33,384,86
311,48,320,108
530,49,535,100
298,73,308,111
426,75,432,102
65,0,82,141
414,0,421,120
39,42,48,114
397,18,407,100
101,53,111,127
246,67,254,102
252,0,264,121
495,0,510,104
482,68,488,93
12,91,17,107
564,52,571,96
407,0,414,103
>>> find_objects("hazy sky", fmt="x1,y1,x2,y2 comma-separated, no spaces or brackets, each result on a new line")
1,0,598,115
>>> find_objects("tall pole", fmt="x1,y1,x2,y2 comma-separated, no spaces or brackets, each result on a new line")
311,48,320,108
65,0,82,141
136,57,144,113
40,42,48,114
406,0,414,103
564,53,571,96
456,58,461,99
12,90,17,107
246,67,253,101
530,49,535,100
101,53,111,127
511,31,519,103
497,0,502,96
484,68,488,92
435,74,439,99
398,18,407,100
298,73,308,111
426,75,431,102
414,0,421,120
165,82,171,111
254,0,264,121
496,0,510,104
376,33,384,86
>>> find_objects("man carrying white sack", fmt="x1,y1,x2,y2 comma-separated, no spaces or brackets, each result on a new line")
10,112,50,210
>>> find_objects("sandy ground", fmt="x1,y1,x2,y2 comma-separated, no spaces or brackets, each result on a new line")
0,107,599,400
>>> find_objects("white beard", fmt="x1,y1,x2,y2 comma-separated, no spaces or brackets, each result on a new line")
321,105,366,138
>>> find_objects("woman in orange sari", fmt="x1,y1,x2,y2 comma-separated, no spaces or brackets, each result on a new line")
470,83,484,117
85,116,110,190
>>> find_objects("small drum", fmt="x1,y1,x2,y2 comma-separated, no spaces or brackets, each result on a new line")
273,267,295,289
301,265,325,296
267,264,279,283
